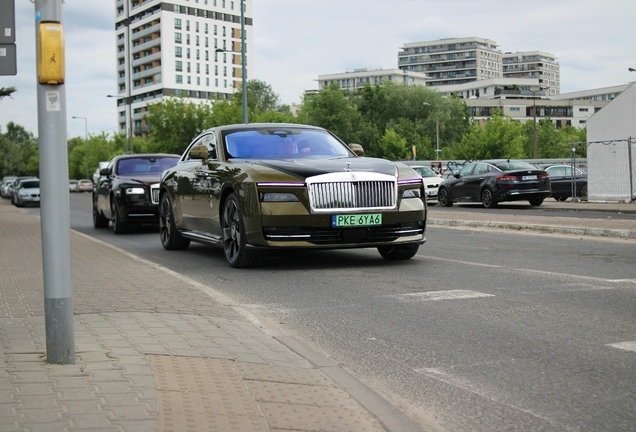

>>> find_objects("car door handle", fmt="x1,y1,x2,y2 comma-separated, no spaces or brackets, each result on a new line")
195,171,208,179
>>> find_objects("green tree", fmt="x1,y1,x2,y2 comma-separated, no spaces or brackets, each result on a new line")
68,132,124,180
300,82,362,144
377,128,410,160
452,109,525,159
0,122,38,178
0,86,16,100
145,96,215,154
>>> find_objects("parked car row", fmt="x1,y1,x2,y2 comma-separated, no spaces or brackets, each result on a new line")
1,176,40,207
92,123,429,268
407,159,588,207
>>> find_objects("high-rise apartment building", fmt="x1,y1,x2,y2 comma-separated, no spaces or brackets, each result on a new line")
114,0,253,138
502,51,560,95
398,37,503,87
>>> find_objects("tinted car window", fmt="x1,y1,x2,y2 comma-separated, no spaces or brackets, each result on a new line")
116,157,179,175
20,181,39,189
458,164,475,177
224,129,351,159
493,161,537,171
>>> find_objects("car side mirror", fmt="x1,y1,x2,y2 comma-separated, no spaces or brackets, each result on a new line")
349,143,364,156
190,145,209,164
100,167,112,176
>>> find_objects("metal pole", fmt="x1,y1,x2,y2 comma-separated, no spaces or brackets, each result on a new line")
570,145,578,202
34,0,75,365
533,93,538,159
72,116,88,178
629,137,634,202
436,119,440,160
240,0,247,124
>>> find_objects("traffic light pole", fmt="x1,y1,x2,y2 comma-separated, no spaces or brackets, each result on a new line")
34,0,75,364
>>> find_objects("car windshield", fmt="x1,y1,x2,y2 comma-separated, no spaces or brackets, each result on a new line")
224,128,352,159
413,166,437,177
116,157,180,175
21,181,39,189
492,161,537,171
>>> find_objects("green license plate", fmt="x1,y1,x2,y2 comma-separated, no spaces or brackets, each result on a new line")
332,214,382,227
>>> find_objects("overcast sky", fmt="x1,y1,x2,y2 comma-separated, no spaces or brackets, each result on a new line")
1,0,634,139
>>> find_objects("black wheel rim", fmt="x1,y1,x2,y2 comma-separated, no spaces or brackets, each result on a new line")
222,199,241,263
439,189,447,205
483,190,492,207
159,197,170,245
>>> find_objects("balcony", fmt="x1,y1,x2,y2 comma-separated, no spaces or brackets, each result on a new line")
132,51,161,67
132,66,161,81
131,37,161,55
132,23,160,41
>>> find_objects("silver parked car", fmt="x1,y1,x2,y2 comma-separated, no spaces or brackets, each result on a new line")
12,178,40,207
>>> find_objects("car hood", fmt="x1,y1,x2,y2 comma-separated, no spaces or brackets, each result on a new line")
238,157,399,180
19,187,40,193
115,174,162,185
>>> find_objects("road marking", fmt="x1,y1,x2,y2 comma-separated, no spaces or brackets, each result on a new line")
607,341,636,352
393,290,494,302
423,256,636,285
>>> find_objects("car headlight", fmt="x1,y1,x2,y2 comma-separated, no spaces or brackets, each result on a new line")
19,190,28,196
402,188,422,199
260,192,299,202
125,187,145,195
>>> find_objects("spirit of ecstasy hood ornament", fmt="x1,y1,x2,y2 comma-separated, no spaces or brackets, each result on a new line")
345,162,352,172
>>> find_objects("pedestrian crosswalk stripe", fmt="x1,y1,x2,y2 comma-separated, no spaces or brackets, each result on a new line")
393,290,494,302
607,341,636,352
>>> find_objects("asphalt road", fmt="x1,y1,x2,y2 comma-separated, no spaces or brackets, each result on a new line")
42,194,636,431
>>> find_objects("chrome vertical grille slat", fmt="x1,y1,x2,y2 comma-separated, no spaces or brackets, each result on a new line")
306,172,398,213
150,183,160,204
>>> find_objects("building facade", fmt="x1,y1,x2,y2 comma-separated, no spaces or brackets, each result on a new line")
502,51,560,95
398,37,503,87
114,0,253,138
316,68,428,92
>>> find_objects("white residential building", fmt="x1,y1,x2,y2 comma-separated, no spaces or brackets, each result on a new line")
114,0,253,138
502,51,560,95
398,37,503,87
316,68,428,92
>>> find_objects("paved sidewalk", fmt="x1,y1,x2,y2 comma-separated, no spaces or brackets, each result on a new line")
0,199,421,432
428,200,636,239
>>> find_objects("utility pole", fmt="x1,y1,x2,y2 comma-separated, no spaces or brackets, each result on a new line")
34,0,75,364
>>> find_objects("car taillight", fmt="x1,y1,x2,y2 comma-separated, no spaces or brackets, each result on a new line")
538,172,549,178
496,175,517,181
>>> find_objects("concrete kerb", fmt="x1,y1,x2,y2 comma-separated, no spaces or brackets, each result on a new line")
427,218,636,239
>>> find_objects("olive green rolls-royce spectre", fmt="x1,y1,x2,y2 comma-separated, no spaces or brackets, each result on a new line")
159,123,427,268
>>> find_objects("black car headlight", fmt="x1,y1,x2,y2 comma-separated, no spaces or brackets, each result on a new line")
260,192,299,202
402,188,422,199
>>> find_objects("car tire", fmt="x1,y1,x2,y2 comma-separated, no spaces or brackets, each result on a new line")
93,195,109,228
481,188,498,208
438,187,453,207
111,199,127,234
222,192,258,268
529,198,544,206
580,184,588,200
159,193,190,250
378,244,419,260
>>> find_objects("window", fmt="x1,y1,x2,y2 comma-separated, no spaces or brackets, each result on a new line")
174,18,181,29
175,33,182,43
197,77,200,85
195,22,199,32
205,23,208,34
196,49,200,60
175,46,182,57
174,5,181,13
188,76,191,84
176,75,183,84
175,61,183,72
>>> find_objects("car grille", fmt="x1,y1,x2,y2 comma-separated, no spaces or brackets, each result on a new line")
150,183,160,204
263,223,424,245
306,172,397,213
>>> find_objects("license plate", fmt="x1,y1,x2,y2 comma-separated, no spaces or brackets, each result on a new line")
522,175,537,180
332,214,382,227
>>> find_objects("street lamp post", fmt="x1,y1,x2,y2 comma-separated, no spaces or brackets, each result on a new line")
107,94,132,153
216,0,247,124
71,116,89,179
528,86,547,159
423,102,441,161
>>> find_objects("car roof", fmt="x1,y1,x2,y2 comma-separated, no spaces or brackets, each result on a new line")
208,123,326,133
